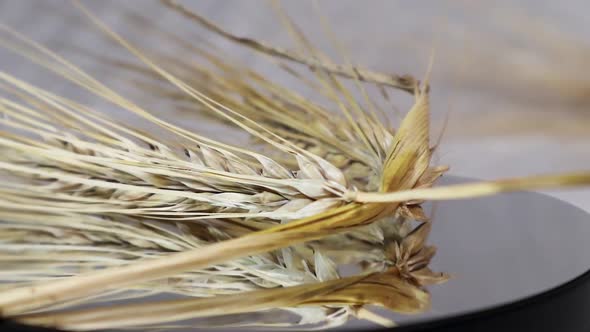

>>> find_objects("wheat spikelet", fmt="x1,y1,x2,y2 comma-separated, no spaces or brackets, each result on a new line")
0,1,588,330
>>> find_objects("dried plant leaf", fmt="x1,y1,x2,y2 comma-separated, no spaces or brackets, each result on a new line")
161,0,418,93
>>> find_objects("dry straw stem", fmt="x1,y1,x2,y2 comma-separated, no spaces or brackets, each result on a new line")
350,172,590,203
0,0,589,329
161,0,418,94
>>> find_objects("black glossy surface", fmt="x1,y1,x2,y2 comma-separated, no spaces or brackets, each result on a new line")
401,176,590,326
384,176,590,331
391,267,590,331
341,176,590,330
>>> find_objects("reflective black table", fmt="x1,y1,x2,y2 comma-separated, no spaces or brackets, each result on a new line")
380,176,590,331
3,176,590,331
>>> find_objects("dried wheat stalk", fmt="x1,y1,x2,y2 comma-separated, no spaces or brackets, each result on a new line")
0,1,588,331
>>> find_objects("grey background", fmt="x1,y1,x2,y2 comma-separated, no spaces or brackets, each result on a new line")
0,0,588,212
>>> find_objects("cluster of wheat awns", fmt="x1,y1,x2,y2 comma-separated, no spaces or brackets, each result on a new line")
0,1,589,331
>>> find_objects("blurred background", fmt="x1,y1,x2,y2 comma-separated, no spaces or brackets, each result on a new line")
0,0,588,211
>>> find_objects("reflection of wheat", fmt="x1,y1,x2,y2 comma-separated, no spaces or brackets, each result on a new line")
0,1,588,330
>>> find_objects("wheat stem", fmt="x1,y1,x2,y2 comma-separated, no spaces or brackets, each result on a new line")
161,0,417,93
350,171,590,203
